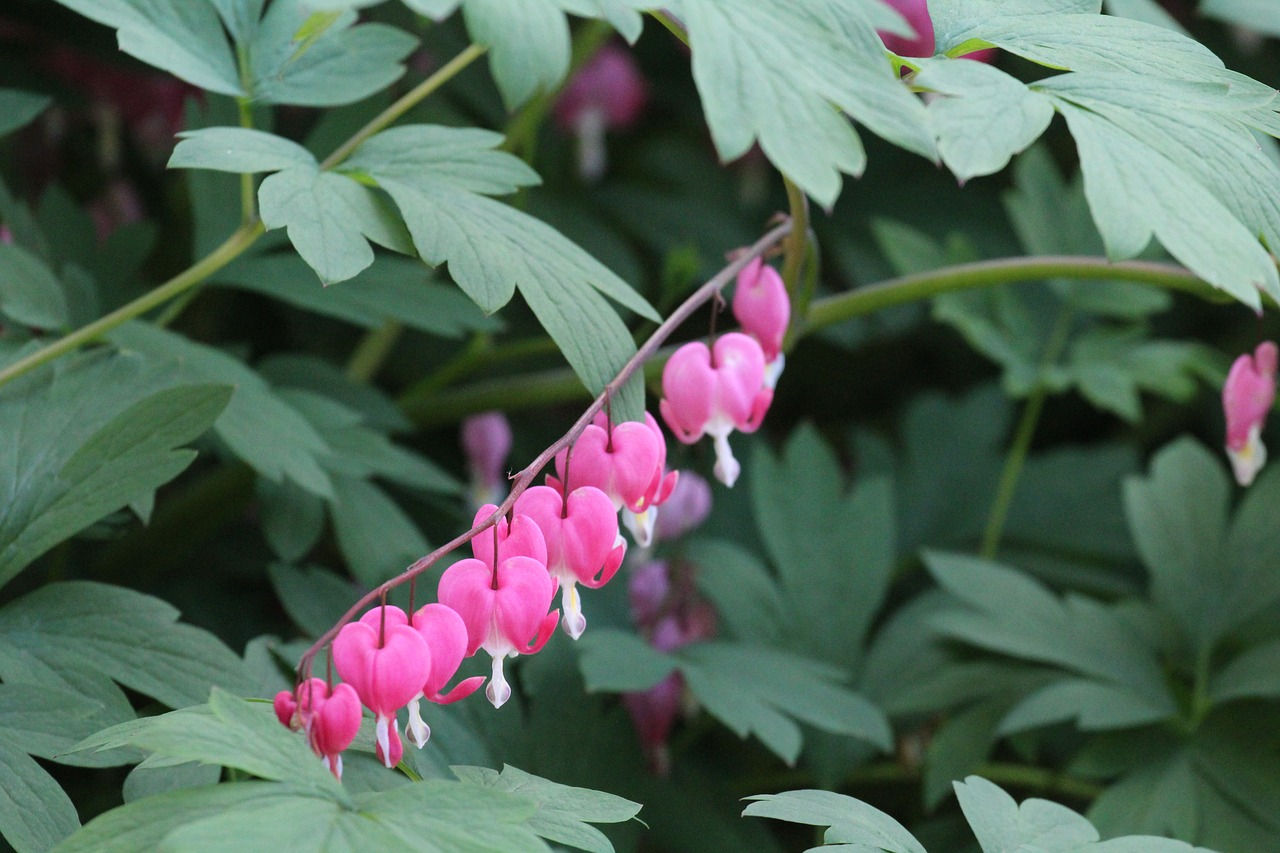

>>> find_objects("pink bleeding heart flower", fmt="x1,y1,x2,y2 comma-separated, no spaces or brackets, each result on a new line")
462,412,512,507
550,419,662,514
515,484,625,639
275,678,363,779
332,605,432,768
876,0,996,62
470,505,549,569
554,43,647,180
376,725,404,769
589,412,678,546
438,555,560,709
404,603,486,748
653,470,713,542
732,257,790,371
622,673,683,776
1224,341,1278,486
660,332,773,487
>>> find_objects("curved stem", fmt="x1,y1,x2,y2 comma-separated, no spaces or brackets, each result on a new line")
321,43,488,171
807,256,1219,333
979,387,1047,560
0,221,264,389
345,320,403,383
296,220,793,681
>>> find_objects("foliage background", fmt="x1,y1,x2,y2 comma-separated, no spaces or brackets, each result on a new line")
1,0,1280,851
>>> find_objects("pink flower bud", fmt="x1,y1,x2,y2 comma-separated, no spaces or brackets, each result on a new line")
660,333,773,487
470,505,548,569
622,673,682,776
1224,341,1278,486
551,419,662,513
332,606,433,767
515,484,625,639
653,471,713,542
732,257,790,363
437,555,560,709
462,412,512,506
277,678,363,778
554,44,647,180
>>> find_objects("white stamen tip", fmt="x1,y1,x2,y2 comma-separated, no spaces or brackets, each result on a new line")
487,655,512,708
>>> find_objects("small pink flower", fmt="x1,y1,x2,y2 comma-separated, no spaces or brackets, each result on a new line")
660,333,773,487
653,471,713,542
462,412,512,507
1224,341,1278,486
437,555,560,709
470,505,549,569
515,484,625,639
0,225,12,245
554,44,647,180
732,257,790,365
586,412,678,546
332,605,432,768
404,603,486,748
550,419,662,513
275,678,363,779
622,673,682,775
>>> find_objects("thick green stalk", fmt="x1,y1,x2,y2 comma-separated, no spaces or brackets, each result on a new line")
345,320,403,383
0,222,264,388
807,256,1217,333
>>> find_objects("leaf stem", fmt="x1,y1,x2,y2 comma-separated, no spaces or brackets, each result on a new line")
979,305,1074,559
296,220,794,682
320,43,488,171
0,221,264,389
235,44,257,226
779,176,812,352
344,320,403,383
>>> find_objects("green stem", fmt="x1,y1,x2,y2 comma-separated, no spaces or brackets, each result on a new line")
650,10,689,45
979,304,1074,559
345,320,403,383
320,43,488,171
806,256,1219,333
1189,645,1213,729
980,387,1048,560
779,175,811,352
235,44,257,226
0,222,264,389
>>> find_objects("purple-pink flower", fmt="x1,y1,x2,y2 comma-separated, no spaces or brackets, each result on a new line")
554,44,647,180
1224,341,1278,486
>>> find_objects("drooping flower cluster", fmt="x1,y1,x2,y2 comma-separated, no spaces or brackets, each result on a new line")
1223,341,1278,486
622,560,717,775
276,414,680,772
659,258,789,487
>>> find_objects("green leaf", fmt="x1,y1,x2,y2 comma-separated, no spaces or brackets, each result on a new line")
676,643,891,763
924,552,1173,707
1210,640,1280,704
1202,0,1280,37
343,125,540,199
668,0,934,207
464,0,571,108
453,764,640,853
0,583,254,709
954,775,1099,852
743,788,925,852
123,762,221,803
258,166,379,284
0,740,80,853
268,563,355,638
328,474,429,586
169,127,317,173
258,478,326,563
247,0,417,106
109,322,334,497
216,254,499,339
997,677,1175,735
0,89,51,137
210,0,266,43
1047,94,1277,309
0,352,229,584
686,539,786,645
574,628,677,693
751,425,895,668
1102,0,1187,33
915,59,1054,182
51,0,242,94
0,243,70,329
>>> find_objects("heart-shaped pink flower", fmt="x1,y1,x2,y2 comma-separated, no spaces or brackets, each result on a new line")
275,678,364,779
660,333,773,486
437,556,559,708
515,484,625,639
551,419,661,513
471,505,548,569
332,605,432,767
1224,341,1278,486
733,257,790,364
